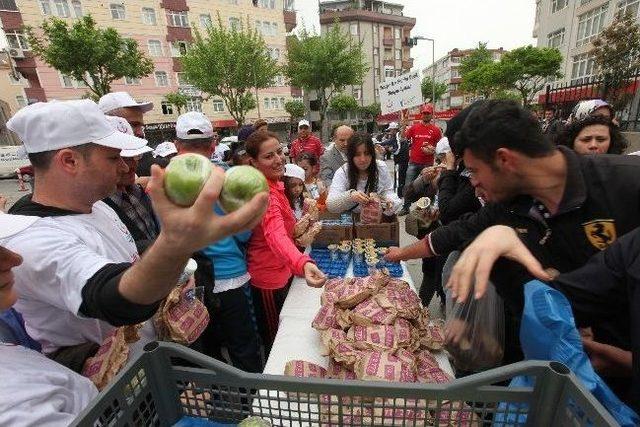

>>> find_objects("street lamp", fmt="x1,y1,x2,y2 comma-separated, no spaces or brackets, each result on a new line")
408,36,436,111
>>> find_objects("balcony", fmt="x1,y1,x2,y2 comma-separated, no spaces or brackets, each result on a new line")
382,38,394,46
320,9,415,28
283,10,297,32
160,0,189,11
290,87,302,97
383,59,395,67
166,27,193,42
172,57,183,72
25,87,46,103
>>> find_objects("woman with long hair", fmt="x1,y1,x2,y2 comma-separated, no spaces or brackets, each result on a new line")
326,131,402,215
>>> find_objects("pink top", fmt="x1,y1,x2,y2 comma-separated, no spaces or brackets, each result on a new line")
290,134,324,161
248,179,313,289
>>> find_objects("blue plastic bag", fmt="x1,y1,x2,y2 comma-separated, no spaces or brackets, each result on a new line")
496,280,639,426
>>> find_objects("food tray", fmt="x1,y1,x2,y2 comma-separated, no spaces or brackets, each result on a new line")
352,260,403,278
309,248,350,278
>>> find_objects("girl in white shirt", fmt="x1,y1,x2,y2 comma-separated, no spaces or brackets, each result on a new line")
327,131,402,215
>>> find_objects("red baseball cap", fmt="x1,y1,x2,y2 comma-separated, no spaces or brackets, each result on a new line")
420,104,434,114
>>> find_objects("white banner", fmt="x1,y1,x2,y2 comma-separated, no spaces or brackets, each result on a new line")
378,70,423,115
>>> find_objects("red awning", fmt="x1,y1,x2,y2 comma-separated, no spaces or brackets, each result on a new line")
376,109,460,125
540,79,640,104
213,119,238,128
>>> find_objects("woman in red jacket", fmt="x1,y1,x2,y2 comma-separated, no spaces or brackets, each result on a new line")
246,130,326,351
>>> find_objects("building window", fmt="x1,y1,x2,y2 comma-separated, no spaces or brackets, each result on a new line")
199,13,212,28
263,98,270,110
394,28,400,39
212,100,225,112
124,76,141,85
373,25,378,35
227,0,238,4
259,0,275,9
448,83,459,91
154,71,169,87
142,7,156,25
270,97,278,109
16,95,27,108
53,0,70,17
551,0,568,13
168,11,189,27
161,101,174,115
110,3,125,20
60,73,87,88
353,88,362,100
6,32,29,50
350,23,358,35
71,0,82,17
581,0,594,4
617,0,640,17
571,53,596,83
280,97,286,109
374,47,379,56
148,40,163,56
271,23,278,36
185,98,202,112
229,17,240,30
176,72,189,86
547,28,565,48
374,88,379,98
395,49,401,60
284,0,295,11
39,0,52,15
451,68,460,78
384,66,395,78
171,41,189,57
576,4,609,47
0,0,18,11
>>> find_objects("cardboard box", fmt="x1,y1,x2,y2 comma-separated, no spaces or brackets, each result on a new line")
312,211,354,248
353,215,400,247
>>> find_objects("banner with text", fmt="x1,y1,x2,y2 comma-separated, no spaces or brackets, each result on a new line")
378,70,423,115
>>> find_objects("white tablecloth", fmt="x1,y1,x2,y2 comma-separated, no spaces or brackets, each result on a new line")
263,262,454,378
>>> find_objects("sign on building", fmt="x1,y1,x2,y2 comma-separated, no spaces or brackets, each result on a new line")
378,70,423,115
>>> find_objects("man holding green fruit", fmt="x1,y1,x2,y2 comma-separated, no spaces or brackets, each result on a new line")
4,100,268,371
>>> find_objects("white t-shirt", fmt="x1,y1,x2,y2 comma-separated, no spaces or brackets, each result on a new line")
327,160,403,214
2,201,155,354
0,343,98,426
212,143,230,163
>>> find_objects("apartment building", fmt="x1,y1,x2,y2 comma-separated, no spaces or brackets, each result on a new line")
318,0,416,109
533,0,640,85
0,0,297,143
422,46,506,112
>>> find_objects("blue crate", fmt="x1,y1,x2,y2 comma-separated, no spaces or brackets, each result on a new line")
352,260,403,278
309,249,350,278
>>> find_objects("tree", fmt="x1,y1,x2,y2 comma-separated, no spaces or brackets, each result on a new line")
329,93,359,117
491,89,521,103
420,76,447,103
164,91,189,115
285,25,368,141
358,103,381,121
26,15,154,98
459,42,492,78
499,45,563,107
461,61,507,99
284,100,305,120
460,42,494,95
592,11,640,112
181,15,279,125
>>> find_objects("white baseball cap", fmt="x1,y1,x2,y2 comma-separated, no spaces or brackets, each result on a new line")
153,141,178,158
98,91,153,114
176,112,214,140
284,163,306,181
388,122,399,130
104,116,152,157
298,119,310,129
0,213,38,239
435,136,451,155
6,100,148,154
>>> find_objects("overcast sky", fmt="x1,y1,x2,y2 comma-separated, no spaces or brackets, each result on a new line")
295,0,538,71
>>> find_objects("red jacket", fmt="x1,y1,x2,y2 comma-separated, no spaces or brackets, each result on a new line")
248,179,313,289
290,134,324,160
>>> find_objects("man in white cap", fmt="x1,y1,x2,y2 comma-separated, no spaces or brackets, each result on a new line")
320,124,353,187
99,91,155,176
4,100,268,372
290,119,324,161
171,111,263,373
0,213,98,425
102,116,159,254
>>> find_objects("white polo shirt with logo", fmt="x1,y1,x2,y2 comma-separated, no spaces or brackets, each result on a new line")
2,201,156,354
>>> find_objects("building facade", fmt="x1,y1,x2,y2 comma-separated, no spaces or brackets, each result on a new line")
0,0,297,144
318,0,416,109
533,0,640,86
421,47,505,112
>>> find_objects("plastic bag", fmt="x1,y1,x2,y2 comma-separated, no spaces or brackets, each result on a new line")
360,194,383,224
495,280,639,427
443,253,505,372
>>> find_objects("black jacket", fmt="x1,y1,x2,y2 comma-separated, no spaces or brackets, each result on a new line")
429,147,640,276
436,168,481,225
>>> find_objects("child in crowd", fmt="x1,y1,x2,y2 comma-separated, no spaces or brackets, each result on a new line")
295,152,327,206
283,163,306,220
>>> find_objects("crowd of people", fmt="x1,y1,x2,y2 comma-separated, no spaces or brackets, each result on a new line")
0,90,639,423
